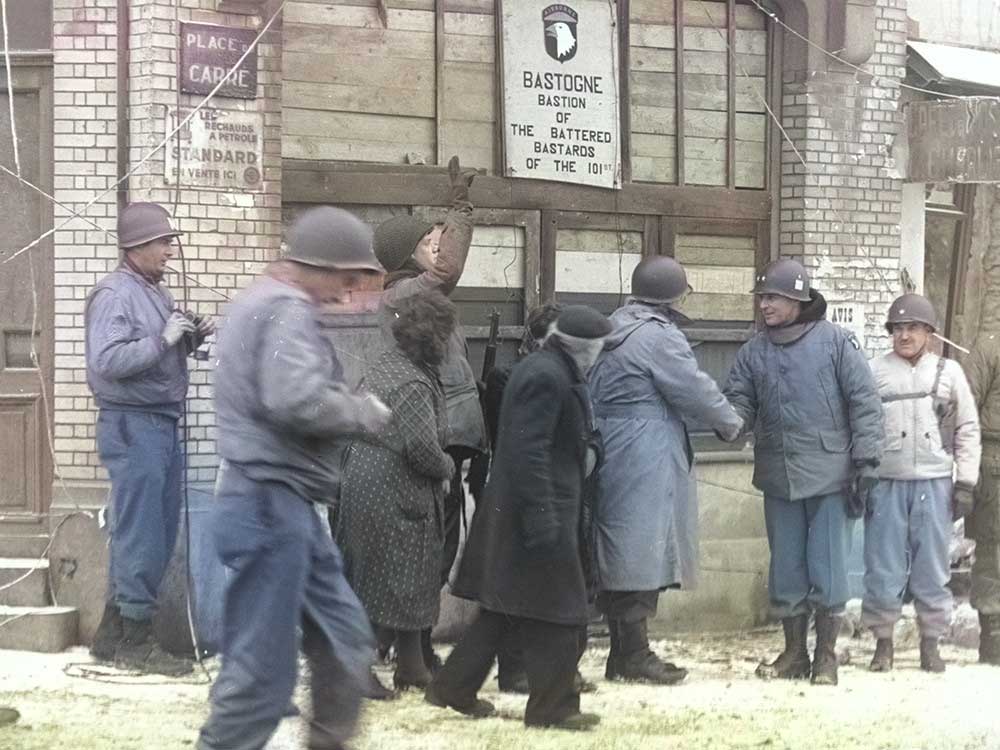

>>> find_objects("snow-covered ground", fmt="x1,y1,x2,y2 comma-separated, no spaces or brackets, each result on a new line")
3,620,1000,750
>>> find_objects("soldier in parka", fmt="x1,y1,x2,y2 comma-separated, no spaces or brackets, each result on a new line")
723,259,883,686
372,155,487,672
964,332,1000,665
863,294,980,673
589,256,743,684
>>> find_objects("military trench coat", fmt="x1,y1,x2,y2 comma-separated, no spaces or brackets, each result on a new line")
589,303,742,592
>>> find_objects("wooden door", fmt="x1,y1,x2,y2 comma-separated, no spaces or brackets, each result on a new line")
0,61,53,531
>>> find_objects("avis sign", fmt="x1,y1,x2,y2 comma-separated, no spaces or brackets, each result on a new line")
180,22,258,99
501,0,621,189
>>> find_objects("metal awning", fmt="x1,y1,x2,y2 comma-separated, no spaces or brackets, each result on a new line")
908,41,1000,95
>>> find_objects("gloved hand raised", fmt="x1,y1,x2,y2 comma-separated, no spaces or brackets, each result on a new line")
161,311,196,348
447,154,476,205
953,483,975,521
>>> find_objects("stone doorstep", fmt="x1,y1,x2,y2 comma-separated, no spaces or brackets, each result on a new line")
0,558,50,608
0,605,79,653
0,534,50,558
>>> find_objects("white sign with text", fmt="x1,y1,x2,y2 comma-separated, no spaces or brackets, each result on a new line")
165,107,264,192
501,0,621,188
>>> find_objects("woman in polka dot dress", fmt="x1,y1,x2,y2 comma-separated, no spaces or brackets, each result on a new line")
335,291,457,691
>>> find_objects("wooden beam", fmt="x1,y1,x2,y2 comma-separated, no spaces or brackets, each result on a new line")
675,0,685,185
727,0,736,189
282,160,772,219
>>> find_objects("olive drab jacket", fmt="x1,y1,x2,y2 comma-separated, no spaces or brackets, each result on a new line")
723,290,883,500
965,334,1000,541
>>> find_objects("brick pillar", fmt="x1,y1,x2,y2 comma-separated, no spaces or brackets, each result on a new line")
779,0,907,354
51,0,120,484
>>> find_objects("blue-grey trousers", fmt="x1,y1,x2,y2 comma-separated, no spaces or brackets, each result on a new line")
197,463,374,750
764,493,853,618
861,477,953,639
96,409,182,621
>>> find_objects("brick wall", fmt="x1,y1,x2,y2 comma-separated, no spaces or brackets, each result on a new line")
51,0,283,488
779,0,907,354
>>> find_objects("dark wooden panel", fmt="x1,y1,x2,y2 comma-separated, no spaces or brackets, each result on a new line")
282,160,772,219
0,1,50,52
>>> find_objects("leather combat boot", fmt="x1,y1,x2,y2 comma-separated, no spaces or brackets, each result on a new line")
612,619,687,685
115,617,193,677
89,601,123,662
393,630,432,690
919,637,946,673
978,613,1000,665
604,619,620,680
810,610,841,686
421,628,443,674
756,614,810,680
869,637,894,672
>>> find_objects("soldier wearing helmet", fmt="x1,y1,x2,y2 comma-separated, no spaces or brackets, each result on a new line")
197,206,392,750
723,258,883,687
588,256,742,685
371,155,488,673
965,327,1000,667
862,294,980,674
85,202,214,676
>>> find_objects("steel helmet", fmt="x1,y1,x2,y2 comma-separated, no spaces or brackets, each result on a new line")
631,256,691,304
752,258,811,302
285,206,381,272
885,293,937,333
117,202,182,249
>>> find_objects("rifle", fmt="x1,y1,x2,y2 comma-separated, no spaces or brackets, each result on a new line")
481,309,501,382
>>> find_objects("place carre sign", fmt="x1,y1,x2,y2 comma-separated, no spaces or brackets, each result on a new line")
180,22,258,100
501,0,622,189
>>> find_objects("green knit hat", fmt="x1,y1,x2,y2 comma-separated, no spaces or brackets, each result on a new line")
373,215,435,272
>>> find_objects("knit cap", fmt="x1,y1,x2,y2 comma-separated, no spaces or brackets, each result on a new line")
373,215,435,272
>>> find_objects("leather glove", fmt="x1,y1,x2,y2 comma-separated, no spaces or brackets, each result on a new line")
521,506,559,552
357,393,392,433
850,462,879,520
161,311,196,348
447,154,476,205
953,484,975,522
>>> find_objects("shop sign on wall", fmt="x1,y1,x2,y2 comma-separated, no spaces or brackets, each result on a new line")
180,22,258,99
501,0,621,189
165,107,264,192
829,302,867,344
908,98,1000,183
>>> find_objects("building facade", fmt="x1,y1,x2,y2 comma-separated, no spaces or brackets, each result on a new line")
0,0,917,648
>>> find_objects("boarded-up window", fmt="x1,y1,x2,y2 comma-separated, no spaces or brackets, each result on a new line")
673,233,755,321
554,228,643,313
629,0,769,188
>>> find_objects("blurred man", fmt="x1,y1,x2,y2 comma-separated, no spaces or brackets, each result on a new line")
85,202,212,676
197,207,391,750
724,259,882,686
590,256,743,684
863,294,980,673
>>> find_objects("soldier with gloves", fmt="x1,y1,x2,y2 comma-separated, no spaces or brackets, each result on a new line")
863,294,980,673
723,259,883,686
372,155,487,671
197,207,391,750
85,202,213,676
963,331,1000,665
589,256,742,685
425,306,611,731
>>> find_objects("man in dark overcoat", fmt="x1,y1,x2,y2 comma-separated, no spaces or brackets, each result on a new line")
425,305,612,730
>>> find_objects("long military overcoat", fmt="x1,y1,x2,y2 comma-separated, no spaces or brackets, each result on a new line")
589,303,742,592
451,342,596,626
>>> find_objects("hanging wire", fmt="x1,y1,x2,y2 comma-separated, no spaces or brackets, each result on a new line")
2,0,287,267
1,0,21,176
744,0,965,101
